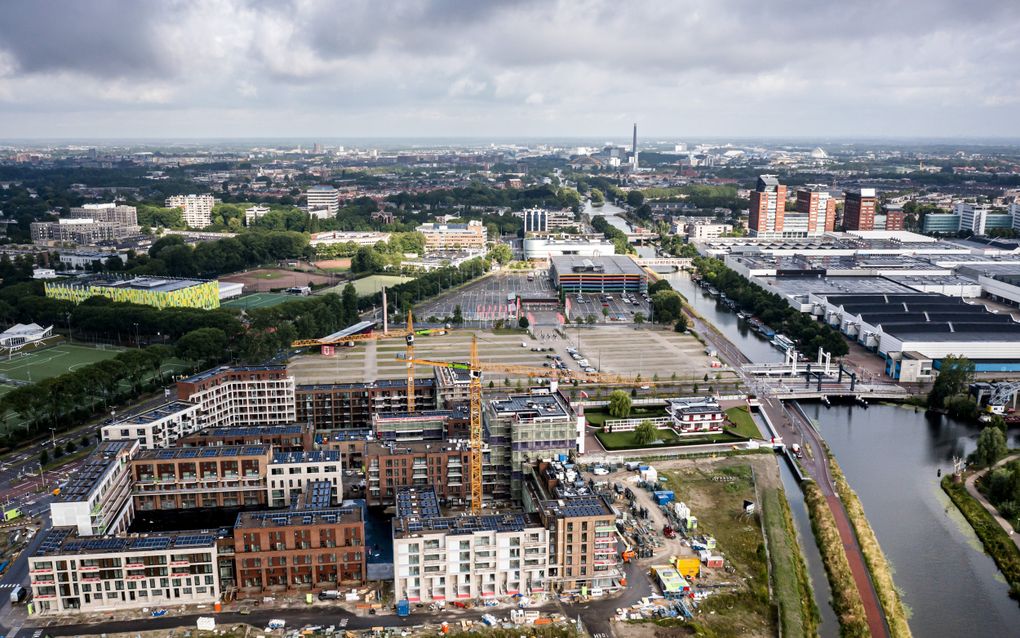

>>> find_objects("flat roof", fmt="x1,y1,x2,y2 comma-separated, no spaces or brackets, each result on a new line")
489,392,570,420
270,450,340,464
110,401,195,426
551,254,644,276
392,487,537,537
186,424,306,437
236,506,362,529
53,275,209,293
296,378,434,391
57,441,135,502
34,527,219,557
181,365,286,384
134,445,268,460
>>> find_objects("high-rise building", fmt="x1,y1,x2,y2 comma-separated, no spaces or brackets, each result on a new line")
842,188,878,231
166,194,216,228
748,175,787,237
67,203,138,226
306,185,340,218
793,185,836,235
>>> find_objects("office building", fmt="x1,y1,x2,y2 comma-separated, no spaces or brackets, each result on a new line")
517,208,577,234
522,460,621,594
306,185,340,218
101,401,202,450
244,205,271,225
44,275,220,310
417,220,488,251
550,255,647,294
50,440,139,537
923,213,962,234
685,222,733,241
266,450,343,508
28,527,221,614
794,185,836,235
392,487,549,602
843,188,878,231
748,175,787,237
295,379,437,431
166,194,216,228
955,202,1012,236
523,238,616,260
234,504,365,595
176,366,296,428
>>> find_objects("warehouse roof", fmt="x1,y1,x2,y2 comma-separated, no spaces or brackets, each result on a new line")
550,254,644,276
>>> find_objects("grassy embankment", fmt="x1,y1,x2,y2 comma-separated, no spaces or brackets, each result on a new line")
761,487,820,638
941,476,1020,601
803,481,871,638
829,457,913,637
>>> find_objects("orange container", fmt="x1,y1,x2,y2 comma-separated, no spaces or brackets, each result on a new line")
214,602,222,612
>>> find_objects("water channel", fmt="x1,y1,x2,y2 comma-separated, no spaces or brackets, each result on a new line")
583,201,656,259
662,270,1020,636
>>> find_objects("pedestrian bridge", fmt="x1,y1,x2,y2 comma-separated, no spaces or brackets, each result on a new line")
635,257,693,268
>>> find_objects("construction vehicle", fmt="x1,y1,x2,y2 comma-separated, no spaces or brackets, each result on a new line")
293,310,449,412
400,335,651,514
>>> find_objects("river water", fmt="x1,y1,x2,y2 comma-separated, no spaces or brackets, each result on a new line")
583,201,656,259
662,271,1020,636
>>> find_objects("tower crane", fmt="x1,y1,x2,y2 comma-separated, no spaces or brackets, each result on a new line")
399,335,648,513
291,311,449,412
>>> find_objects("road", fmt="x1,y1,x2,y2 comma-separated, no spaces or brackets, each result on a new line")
683,302,891,638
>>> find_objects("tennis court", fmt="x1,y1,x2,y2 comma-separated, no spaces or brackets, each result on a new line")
0,343,124,384
221,292,295,310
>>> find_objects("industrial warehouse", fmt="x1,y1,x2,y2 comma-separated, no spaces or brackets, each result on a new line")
550,255,648,294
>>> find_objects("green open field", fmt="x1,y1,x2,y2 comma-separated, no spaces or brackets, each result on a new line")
725,406,762,439
0,343,123,384
221,292,294,310
319,274,413,297
595,428,743,450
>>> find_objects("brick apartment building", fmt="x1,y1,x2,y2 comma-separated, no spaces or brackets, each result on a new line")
843,188,878,230
295,379,436,430
177,366,296,428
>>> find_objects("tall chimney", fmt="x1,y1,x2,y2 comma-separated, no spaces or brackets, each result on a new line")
632,123,637,155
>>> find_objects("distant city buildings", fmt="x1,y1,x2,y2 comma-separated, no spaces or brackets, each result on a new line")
516,207,576,234
165,194,216,228
244,204,271,225
685,222,733,241
309,230,392,248
31,202,141,245
747,175,787,237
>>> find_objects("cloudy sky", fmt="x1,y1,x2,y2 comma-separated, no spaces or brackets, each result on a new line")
1,0,1018,140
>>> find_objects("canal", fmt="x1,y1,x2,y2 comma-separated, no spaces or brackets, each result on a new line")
659,271,1020,635
583,201,656,259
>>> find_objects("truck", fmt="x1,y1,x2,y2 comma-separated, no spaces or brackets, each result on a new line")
318,589,341,601
791,443,803,458
10,585,27,604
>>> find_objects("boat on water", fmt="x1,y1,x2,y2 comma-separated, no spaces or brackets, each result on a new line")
736,312,749,321
705,286,720,297
772,333,795,351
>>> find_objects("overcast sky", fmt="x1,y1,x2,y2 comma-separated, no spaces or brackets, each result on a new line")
1,0,1019,140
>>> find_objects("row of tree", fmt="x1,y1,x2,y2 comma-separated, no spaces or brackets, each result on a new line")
359,257,492,317
693,256,850,356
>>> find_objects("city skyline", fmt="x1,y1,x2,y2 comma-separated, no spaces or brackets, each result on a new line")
1,0,1019,139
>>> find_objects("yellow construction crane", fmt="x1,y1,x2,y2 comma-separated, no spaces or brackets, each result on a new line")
400,335,647,513
291,311,449,412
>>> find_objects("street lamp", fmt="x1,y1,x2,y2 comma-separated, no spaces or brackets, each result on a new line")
65,312,72,343
49,427,56,448
134,322,140,349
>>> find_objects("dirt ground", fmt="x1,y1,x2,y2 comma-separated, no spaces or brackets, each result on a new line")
315,258,352,270
221,268,336,291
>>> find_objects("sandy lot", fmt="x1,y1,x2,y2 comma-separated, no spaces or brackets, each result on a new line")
221,268,335,291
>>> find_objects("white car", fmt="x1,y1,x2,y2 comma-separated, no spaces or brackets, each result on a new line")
592,467,610,476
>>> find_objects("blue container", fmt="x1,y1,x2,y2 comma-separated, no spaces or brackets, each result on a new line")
397,599,411,617
558,454,568,462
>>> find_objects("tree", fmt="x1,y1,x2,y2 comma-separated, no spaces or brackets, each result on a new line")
675,315,688,332
80,434,91,448
39,449,49,466
652,290,685,324
626,190,645,208
452,305,464,325
648,279,673,295
64,440,76,455
972,426,1008,467
487,243,513,265
175,327,229,363
634,420,658,445
634,312,646,324
608,389,632,418
927,356,975,409
518,316,530,329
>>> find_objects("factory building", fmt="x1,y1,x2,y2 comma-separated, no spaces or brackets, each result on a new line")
549,255,647,294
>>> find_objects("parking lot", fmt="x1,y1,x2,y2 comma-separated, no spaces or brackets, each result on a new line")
416,270,556,325
566,291,651,324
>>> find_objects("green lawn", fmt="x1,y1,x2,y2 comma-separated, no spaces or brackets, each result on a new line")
318,274,413,297
583,405,664,427
0,343,123,384
595,428,743,450
762,487,818,637
221,292,294,309
725,406,762,439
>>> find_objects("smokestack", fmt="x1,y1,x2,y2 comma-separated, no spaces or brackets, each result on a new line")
632,123,637,155
382,287,388,334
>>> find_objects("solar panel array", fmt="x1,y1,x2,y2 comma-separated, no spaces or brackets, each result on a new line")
143,445,267,460
38,528,74,554
238,507,360,528
130,536,171,551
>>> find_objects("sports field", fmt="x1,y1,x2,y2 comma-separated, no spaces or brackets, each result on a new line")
221,292,295,310
319,275,413,297
0,343,124,384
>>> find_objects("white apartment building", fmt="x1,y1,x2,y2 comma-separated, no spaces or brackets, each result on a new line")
522,238,615,260
244,204,271,225
166,194,216,228
176,366,296,429
686,222,733,241
517,208,577,234
417,220,488,251
956,202,994,235
67,203,138,226
28,528,220,613
101,401,202,450
267,450,343,507
392,488,549,602
306,185,340,218
50,440,139,537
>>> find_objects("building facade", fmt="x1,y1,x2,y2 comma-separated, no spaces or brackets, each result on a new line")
176,366,297,428
267,451,343,508
417,220,487,251
130,446,269,511
748,175,787,237
44,275,220,310
166,194,216,228
549,255,647,294
842,188,878,231
794,185,836,235
50,440,139,537
295,379,437,431
101,401,202,450
306,185,341,218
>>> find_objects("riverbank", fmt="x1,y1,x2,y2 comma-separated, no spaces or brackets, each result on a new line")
942,475,1020,601
829,456,913,637
803,481,871,637
761,485,820,637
